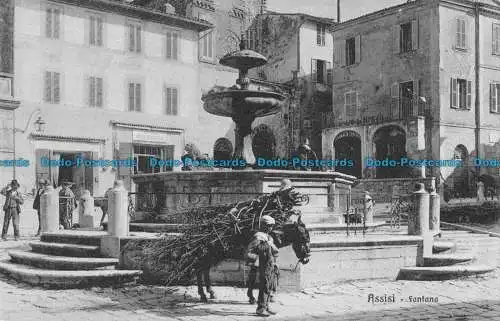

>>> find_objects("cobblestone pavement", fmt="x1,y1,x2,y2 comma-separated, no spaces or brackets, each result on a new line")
2,239,500,321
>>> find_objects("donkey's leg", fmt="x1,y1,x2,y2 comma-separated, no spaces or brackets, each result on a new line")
203,269,216,299
197,270,208,302
247,267,257,304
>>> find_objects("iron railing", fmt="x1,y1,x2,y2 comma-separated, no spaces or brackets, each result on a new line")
322,97,431,129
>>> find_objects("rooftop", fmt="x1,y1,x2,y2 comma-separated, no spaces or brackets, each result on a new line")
51,0,213,31
262,11,337,25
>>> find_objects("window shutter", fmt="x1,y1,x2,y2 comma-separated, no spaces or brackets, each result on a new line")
411,19,419,50
45,9,52,38
355,35,361,64
493,24,498,55
166,32,172,58
135,83,141,111
128,83,135,111
327,61,332,85
96,77,103,107
165,87,171,114
136,26,142,53
391,83,399,98
413,80,420,116
344,92,348,117
451,78,458,108
90,16,95,45
53,9,60,39
356,92,360,117
316,24,321,45
491,84,498,113
393,25,400,54
173,33,178,60
44,71,52,102
311,59,317,82
466,80,472,109
97,17,103,46
208,31,213,58
323,61,328,84
172,88,178,115
334,41,342,65
128,25,135,52
339,39,345,67
53,72,60,104
89,77,95,107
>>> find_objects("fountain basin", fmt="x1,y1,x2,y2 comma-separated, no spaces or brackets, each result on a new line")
132,170,357,225
202,90,286,118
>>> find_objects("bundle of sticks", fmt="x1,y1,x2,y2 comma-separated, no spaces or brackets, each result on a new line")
135,188,308,285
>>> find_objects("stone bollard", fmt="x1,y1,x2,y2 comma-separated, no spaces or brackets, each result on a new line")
40,186,59,233
410,183,432,265
429,181,440,235
107,180,129,237
409,183,429,235
363,191,374,224
79,190,98,228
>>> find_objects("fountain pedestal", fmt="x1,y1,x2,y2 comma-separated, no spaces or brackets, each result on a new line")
133,170,356,225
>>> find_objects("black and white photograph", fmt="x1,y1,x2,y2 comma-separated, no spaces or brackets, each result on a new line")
1,0,500,320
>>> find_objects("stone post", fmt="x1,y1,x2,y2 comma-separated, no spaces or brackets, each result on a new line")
79,190,98,228
410,183,432,265
107,180,129,237
40,186,59,233
429,178,440,235
363,191,374,224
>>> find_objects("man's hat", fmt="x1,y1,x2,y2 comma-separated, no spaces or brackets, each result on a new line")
60,179,75,186
260,215,275,226
10,179,20,188
39,178,49,185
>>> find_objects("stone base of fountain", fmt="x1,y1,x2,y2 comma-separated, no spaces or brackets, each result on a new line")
132,170,357,225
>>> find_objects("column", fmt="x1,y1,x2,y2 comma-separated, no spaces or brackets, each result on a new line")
40,186,59,233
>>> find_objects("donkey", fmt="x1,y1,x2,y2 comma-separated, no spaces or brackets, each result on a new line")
195,216,311,303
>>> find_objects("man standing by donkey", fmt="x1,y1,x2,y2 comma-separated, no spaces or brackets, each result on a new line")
1,180,24,241
246,215,280,317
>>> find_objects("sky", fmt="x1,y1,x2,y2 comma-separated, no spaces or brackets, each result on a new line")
267,0,406,21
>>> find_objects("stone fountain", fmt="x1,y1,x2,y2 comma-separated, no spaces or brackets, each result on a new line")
202,41,286,165
132,43,357,226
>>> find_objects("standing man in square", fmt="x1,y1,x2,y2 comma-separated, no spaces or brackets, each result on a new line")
1,180,24,241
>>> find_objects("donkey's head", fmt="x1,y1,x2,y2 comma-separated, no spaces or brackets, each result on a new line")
272,215,311,264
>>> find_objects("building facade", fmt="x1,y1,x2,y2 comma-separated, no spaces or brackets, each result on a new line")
11,0,257,195
323,0,500,197
247,12,335,158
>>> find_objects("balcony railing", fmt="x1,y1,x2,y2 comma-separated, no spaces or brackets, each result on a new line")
322,97,432,129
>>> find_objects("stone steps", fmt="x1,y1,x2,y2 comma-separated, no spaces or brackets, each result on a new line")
396,265,495,281
40,232,105,246
0,260,142,289
29,241,100,258
8,250,118,270
423,254,473,267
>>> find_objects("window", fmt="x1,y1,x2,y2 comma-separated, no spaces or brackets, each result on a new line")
490,83,500,113
166,30,179,60
400,81,414,117
304,119,312,130
394,20,418,53
45,7,61,39
493,24,500,55
344,91,358,118
346,37,356,66
89,15,103,47
200,30,214,59
311,59,332,84
450,78,471,109
133,145,174,174
128,82,142,112
400,22,412,53
127,23,142,53
164,87,178,115
246,29,256,50
317,23,326,46
44,71,60,104
455,18,467,50
88,76,103,108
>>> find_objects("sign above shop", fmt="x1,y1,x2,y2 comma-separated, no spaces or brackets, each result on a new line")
132,130,170,143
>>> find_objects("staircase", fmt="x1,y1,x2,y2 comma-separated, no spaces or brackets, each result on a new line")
0,231,142,288
397,227,499,281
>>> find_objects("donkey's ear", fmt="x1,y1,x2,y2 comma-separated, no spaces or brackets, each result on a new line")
297,215,303,225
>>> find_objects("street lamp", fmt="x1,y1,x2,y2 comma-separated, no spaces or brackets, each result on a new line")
12,108,45,179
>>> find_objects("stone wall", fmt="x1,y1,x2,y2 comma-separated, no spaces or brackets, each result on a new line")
355,177,436,203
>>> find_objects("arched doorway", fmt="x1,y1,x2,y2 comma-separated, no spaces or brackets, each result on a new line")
213,138,233,160
334,131,362,178
373,125,407,178
451,144,471,197
251,124,276,159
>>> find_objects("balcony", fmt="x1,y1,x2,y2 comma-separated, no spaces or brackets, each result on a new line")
322,97,431,129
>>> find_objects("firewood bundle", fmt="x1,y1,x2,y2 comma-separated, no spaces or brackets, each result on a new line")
132,188,308,285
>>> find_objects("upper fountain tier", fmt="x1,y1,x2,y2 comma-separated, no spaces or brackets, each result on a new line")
202,46,286,119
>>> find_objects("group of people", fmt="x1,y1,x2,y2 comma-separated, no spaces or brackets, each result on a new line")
1,178,78,240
